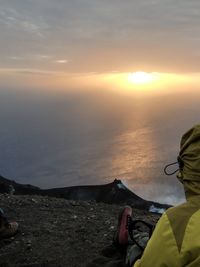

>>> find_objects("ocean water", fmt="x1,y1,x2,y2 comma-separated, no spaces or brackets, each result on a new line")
0,88,199,205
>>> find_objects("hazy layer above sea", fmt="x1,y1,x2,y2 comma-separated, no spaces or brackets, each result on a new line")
0,87,199,205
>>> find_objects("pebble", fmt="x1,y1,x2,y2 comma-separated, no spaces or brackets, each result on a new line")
31,198,38,204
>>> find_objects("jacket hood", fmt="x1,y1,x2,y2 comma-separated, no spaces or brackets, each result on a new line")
177,124,200,198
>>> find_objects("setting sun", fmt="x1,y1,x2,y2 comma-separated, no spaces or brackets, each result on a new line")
128,71,156,84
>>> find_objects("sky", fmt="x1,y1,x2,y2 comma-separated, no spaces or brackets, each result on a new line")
1,1,200,204
1,0,200,91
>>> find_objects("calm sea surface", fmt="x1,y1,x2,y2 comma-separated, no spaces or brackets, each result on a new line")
0,88,199,205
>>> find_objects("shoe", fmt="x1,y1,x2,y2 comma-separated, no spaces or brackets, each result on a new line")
0,209,18,239
0,221,18,239
113,206,132,246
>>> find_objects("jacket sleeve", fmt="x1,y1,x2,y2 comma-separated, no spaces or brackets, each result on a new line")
133,212,180,267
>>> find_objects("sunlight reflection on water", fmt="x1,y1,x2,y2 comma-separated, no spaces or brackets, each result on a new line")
106,127,185,205
109,127,157,181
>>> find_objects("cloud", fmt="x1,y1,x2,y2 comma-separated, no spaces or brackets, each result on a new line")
1,0,200,73
55,59,69,64
0,67,64,76
0,6,47,38
28,54,53,61
9,56,24,61
21,21,45,37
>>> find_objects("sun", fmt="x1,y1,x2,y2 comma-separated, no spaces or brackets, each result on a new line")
128,71,155,84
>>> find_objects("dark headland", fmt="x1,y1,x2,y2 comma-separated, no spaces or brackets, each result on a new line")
0,176,170,211
0,175,170,267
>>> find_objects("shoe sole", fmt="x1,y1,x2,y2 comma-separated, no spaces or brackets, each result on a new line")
117,206,132,245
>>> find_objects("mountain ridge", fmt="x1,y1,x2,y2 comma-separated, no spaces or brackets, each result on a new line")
0,175,170,211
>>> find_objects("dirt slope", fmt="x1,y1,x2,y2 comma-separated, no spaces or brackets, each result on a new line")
0,194,160,267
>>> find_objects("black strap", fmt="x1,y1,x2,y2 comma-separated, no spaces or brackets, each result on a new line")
127,216,154,251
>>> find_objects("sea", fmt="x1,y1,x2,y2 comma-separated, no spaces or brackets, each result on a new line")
0,87,199,205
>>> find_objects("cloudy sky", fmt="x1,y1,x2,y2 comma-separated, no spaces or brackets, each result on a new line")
1,0,200,90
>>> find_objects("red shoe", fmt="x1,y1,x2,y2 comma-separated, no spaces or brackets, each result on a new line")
113,206,132,246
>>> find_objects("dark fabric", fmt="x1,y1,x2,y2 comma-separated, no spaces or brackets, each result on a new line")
86,244,127,267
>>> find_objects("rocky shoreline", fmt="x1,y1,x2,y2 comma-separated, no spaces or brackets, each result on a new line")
0,194,160,267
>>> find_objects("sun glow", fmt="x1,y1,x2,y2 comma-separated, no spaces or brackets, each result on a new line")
128,71,156,84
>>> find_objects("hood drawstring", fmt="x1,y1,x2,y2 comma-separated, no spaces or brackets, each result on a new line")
164,156,184,176
164,162,179,175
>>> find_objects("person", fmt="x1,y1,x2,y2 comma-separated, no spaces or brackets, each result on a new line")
116,124,200,266
0,208,18,239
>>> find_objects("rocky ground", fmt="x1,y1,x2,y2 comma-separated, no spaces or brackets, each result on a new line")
0,194,160,267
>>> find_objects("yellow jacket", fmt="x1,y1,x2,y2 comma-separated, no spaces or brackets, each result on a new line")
134,195,200,267
133,125,200,266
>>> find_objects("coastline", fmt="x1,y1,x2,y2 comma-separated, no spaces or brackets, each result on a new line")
0,176,171,212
